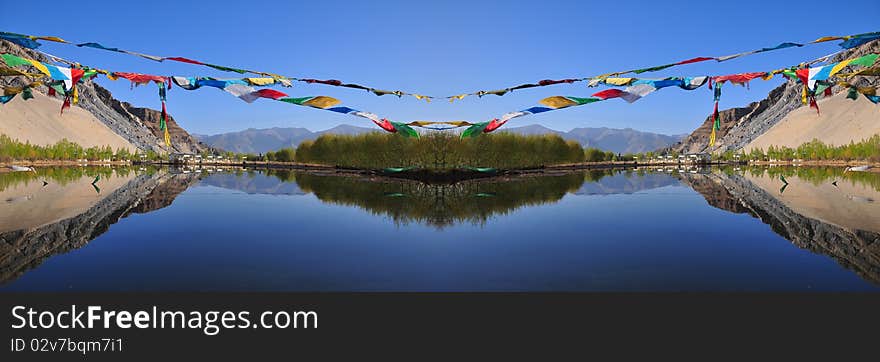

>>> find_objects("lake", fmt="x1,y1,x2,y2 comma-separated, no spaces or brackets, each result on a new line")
1,165,878,291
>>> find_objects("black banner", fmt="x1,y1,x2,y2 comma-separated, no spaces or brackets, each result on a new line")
2,293,878,360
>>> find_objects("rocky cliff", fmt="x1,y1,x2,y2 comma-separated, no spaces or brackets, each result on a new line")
0,39,206,154
676,39,880,154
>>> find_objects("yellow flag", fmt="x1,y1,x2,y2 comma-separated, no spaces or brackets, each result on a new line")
709,128,717,147
539,96,578,109
603,77,635,86
829,59,854,77
302,96,341,109
25,59,51,77
34,36,67,43
812,36,843,43
448,94,467,103
164,127,171,147
412,94,431,102
245,77,276,86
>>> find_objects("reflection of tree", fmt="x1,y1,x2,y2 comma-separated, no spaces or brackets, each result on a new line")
0,166,126,192
292,173,587,228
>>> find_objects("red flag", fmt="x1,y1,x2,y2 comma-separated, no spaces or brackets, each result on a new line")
372,118,397,133
676,57,714,65
254,89,288,100
591,89,625,100
484,118,506,133
166,57,205,65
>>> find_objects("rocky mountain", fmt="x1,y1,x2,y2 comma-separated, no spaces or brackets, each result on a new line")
195,125,379,154
503,125,685,154
196,127,315,154
676,39,880,154
0,39,207,154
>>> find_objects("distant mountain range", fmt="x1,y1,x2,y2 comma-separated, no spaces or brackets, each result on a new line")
195,124,686,154
503,125,687,154
193,125,376,154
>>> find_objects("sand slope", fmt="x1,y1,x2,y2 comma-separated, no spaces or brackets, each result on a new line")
744,92,880,152
0,92,136,151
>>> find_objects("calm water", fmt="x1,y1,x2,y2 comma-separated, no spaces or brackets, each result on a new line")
1,165,879,291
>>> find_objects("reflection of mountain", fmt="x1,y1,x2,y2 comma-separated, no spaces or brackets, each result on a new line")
680,171,880,285
574,171,679,195
200,171,305,195
0,171,199,284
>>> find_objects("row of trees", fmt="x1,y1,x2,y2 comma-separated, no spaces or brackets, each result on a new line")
744,136,880,162
622,135,880,163
584,148,638,162
702,135,880,162
292,131,586,169
0,134,172,162
1,135,122,161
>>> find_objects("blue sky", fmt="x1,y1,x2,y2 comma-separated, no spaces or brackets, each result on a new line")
2,0,878,135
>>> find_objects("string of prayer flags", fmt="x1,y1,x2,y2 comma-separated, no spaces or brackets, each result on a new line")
4,29,880,102
449,78,585,102
1,31,432,100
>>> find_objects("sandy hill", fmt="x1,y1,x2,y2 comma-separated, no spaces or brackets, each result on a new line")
0,90,135,151
744,92,880,152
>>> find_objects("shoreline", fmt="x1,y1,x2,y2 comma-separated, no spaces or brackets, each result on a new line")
3,159,878,175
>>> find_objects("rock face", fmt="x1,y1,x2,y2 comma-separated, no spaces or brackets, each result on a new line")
679,172,880,285
676,39,880,154
0,39,206,154
0,171,200,284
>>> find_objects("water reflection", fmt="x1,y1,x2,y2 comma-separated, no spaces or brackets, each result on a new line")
202,168,680,228
0,167,200,283
680,167,880,284
1,165,879,289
